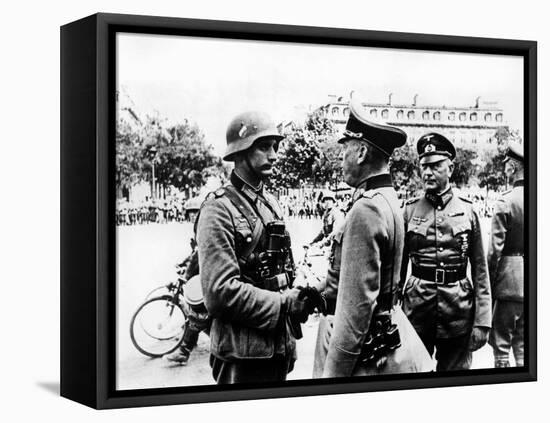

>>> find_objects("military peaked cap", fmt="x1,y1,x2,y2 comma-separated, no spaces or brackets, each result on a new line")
417,132,456,164
338,92,407,157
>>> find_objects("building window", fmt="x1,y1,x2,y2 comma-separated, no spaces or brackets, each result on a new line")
448,112,456,121
397,110,404,119
484,113,492,122
459,112,466,121
496,113,503,122
470,112,478,121
331,107,339,116
433,111,441,121
407,110,415,120
381,109,389,119
343,107,350,117
370,109,378,118
422,111,430,120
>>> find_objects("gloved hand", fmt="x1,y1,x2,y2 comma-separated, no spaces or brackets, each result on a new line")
298,286,327,315
281,288,309,323
468,326,490,351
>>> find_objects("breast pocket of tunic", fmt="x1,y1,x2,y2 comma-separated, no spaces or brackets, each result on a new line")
406,217,430,251
234,220,254,256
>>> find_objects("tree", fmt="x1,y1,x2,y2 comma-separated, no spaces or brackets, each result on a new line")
149,120,223,190
116,119,146,192
451,147,478,187
115,96,224,198
478,126,515,191
271,111,340,188
389,142,422,196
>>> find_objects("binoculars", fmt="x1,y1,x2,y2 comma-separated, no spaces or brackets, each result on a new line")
360,314,401,365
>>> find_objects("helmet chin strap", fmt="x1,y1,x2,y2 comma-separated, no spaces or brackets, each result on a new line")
234,152,262,190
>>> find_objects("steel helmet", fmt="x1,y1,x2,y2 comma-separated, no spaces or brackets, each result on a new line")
223,111,284,161
320,190,336,202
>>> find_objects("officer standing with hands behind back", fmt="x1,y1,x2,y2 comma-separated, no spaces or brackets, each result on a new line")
400,133,492,371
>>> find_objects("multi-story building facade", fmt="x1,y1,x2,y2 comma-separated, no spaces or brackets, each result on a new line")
316,94,507,150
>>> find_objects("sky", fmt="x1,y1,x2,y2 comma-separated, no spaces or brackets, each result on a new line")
117,32,524,156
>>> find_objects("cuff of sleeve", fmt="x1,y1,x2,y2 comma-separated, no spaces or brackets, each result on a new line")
267,293,284,331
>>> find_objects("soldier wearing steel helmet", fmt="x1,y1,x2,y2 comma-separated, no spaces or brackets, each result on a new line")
195,111,311,384
310,190,345,248
399,133,492,371
488,141,525,368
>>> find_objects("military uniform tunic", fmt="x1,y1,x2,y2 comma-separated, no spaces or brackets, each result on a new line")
197,171,296,383
488,180,524,366
311,206,345,246
400,188,491,370
318,174,432,378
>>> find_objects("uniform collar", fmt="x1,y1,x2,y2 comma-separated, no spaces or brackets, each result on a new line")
425,186,454,208
514,179,524,188
352,173,393,203
231,170,264,193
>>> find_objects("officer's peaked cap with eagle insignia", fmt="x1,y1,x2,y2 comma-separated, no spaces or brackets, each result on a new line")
223,111,284,161
337,91,407,157
417,132,456,164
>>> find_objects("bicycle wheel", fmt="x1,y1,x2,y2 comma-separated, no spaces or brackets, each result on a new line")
130,296,186,358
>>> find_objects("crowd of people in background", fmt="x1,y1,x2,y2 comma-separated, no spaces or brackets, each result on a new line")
115,185,507,226
116,197,196,226
277,191,350,219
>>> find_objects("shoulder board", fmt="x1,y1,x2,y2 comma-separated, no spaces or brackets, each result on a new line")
214,188,226,198
458,195,473,204
361,190,380,200
405,196,421,206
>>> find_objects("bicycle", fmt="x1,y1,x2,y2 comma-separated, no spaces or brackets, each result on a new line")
130,258,206,358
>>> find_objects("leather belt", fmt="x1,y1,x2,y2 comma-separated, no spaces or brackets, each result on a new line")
412,265,466,284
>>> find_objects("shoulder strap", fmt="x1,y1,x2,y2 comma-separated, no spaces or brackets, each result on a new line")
223,185,258,230
221,185,264,260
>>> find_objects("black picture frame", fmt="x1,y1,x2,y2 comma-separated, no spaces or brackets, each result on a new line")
60,12,537,409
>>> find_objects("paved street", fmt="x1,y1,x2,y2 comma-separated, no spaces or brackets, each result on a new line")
116,217,494,390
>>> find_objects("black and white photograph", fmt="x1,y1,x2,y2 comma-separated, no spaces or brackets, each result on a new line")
114,30,527,391
3,0,547,418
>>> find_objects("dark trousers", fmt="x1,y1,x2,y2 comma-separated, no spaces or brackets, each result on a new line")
489,300,524,366
420,333,472,371
210,354,293,384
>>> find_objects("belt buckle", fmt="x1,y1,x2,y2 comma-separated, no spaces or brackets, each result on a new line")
435,269,445,284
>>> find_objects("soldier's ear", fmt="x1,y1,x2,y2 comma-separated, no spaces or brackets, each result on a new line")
356,143,368,165
448,160,455,175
